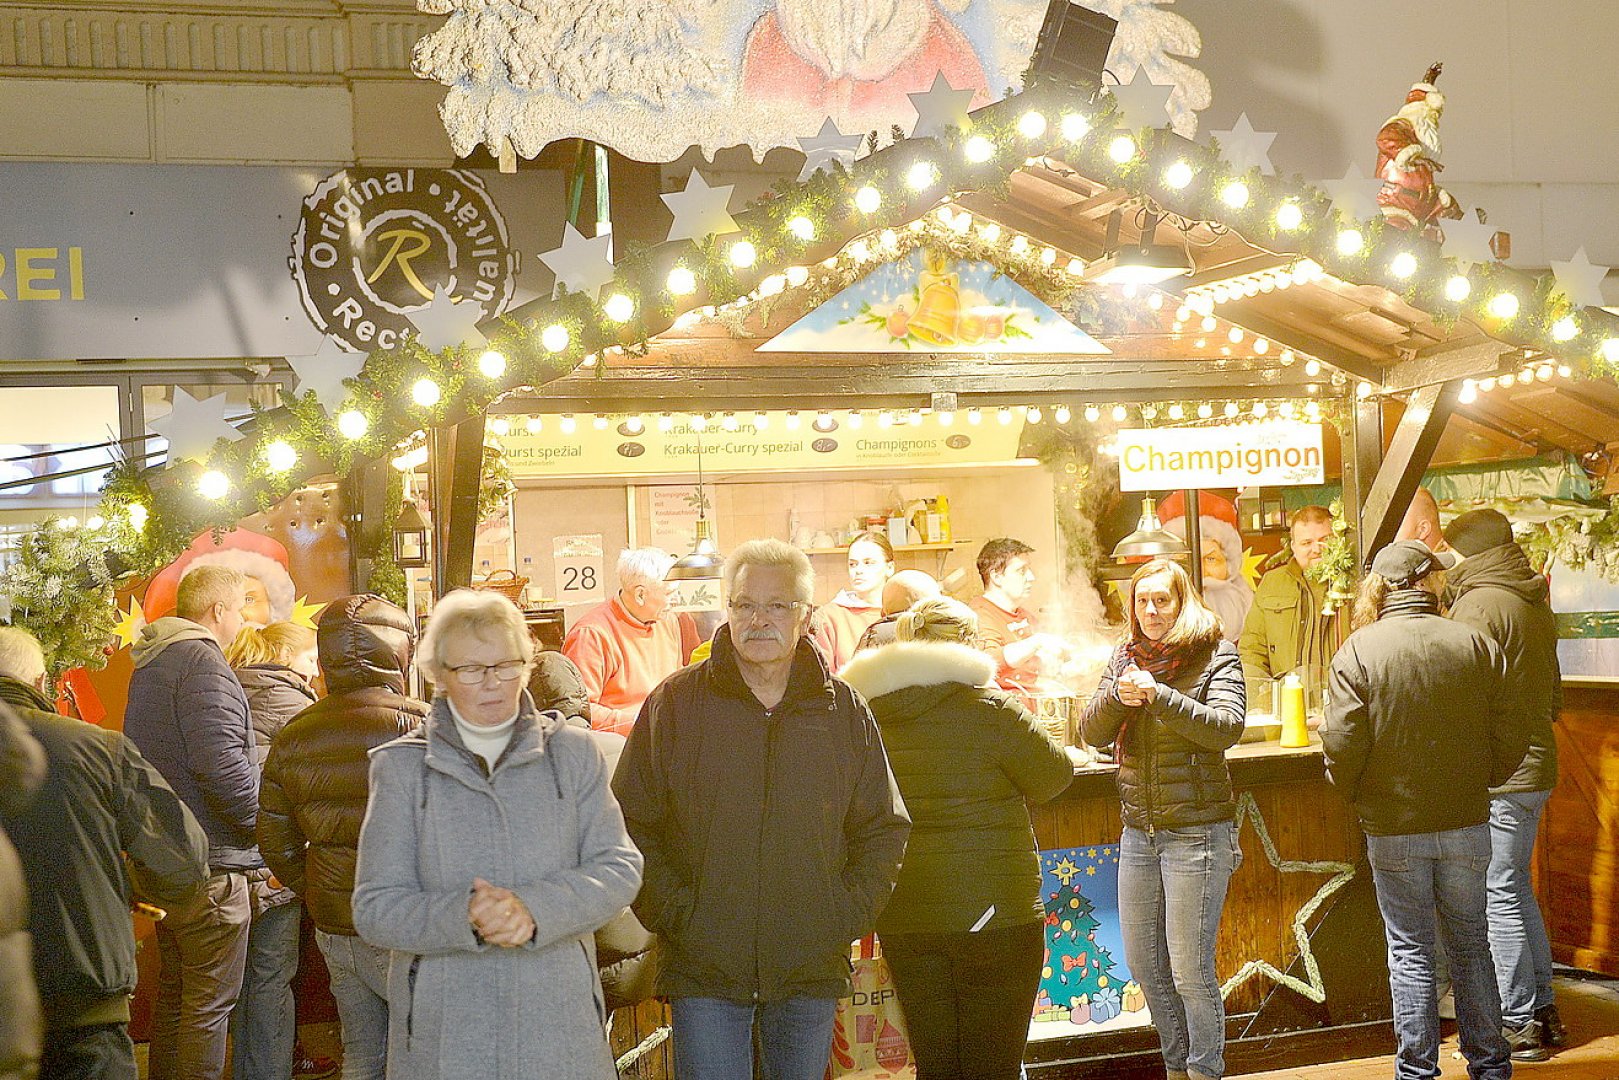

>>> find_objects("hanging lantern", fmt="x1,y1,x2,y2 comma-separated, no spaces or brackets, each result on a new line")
393,501,431,569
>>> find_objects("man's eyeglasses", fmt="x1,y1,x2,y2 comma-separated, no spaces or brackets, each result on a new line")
446,660,526,685
728,599,804,620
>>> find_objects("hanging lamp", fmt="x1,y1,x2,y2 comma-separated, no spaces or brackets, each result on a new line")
1112,496,1190,561
666,433,723,580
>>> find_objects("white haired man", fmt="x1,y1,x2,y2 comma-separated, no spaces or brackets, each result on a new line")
562,547,684,735
614,540,910,1080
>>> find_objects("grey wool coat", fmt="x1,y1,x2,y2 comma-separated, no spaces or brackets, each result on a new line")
351,693,643,1080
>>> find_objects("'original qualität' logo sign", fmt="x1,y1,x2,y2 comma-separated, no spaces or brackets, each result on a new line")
1117,421,1325,492
290,168,517,351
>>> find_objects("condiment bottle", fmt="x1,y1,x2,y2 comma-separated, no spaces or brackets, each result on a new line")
1279,672,1309,748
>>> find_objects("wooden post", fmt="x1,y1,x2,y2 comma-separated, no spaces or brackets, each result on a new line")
1185,488,1203,594
345,458,394,595
1341,398,1384,570
429,415,488,593
1356,381,1460,566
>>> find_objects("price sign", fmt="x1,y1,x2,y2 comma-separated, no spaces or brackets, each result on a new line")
553,534,605,604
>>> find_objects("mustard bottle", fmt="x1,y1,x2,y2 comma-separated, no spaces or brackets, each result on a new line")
1279,672,1309,748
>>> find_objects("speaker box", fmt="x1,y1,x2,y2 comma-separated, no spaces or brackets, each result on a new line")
1028,2,1119,94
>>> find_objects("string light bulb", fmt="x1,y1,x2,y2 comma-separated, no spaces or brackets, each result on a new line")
1168,403,1185,420
338,410,369,440
1602,338,1619,364
1487,292,1520,320
197,470,230,500
128,504,149,531
1107,134,1136,163
967,407,982,425
1060,113,1090,140
728,240,757,268
1445,274,1472,302
722,412,740,431
847,410,863,429
787,215,816,241
1459,380,1478,404
1304,358,1322,377
411,378,441,407
1336,228,1365,256
1084,405,1100,423
1275,202,1303,230
1219,181,1250,209
997,407,1012,425
1054,404,1071,424
592,414,609,431
1026,406,1043,424
560,414,578,434
1018,111,1048,138
785,410,802,430
1253,401,1269,418
604,293,635,322
478,349,507,377
1391,252,1418,279
265,439,298,473
906,161,938,190
1111,404,1127,422
541,324,571,352
1164,161,1194,189
489,417,511,436
1198,403,1213,419
1552,316,1579,342
526,416,544,434
964,134,995,163
854,186,881,213
666,265,696,295
1224,402,1240,418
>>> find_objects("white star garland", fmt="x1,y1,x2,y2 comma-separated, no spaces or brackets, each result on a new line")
1440,216,1499,269
1319,163,1382,223
539,223,616,300
148,387,246,465
1107,69,1176,130
1551,247,1611,309
795,118,863,182
1211,113,1277,176
407,284,488,352
908,72,975,140
661,171,739,244
283,335,367,415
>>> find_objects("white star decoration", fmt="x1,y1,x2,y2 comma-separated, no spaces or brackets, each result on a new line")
1212,113,1277,176
284,335,367,415
148,387,245,465
539,223,616,300
1106,69,1175,130
1440,216,1499,269
1551,247,1611,309
407,285,488,352
908,72,974,140
796,118,863,182
1319,163,1382,222
661,171,739,244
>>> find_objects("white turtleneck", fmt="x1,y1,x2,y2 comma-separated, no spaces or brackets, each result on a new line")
448,700,518,771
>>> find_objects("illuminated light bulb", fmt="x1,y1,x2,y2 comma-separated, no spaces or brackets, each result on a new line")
787,215,816,241
1279,348,1296,366
338,410,369,440
1275,202,1304,230
981,223,1002,243
935,206,955,225
265,439,298,473
1176,305,1192,322
1557,364,1573,379
411,378,441,407
613,415,641,436
1228,327,1244,345
1026,406,1043,424
478,349,507,377
784,266,809,288
1304,358,1322,377
1336,228,1365,256
746,412,765,431
847,411,864,429
997,407,1012,425
967,408,982,425
86,515,105,531
1259,275,1277,293
197,470,230,500
1253,401,1269,418
722,412,740,431
526,416,544,434
1198,403,1213,419
1060,112,1090,140
59,516,78,529
1459,380,1478,404
1279,402,1295,418
602,293,636,324
1501,372,1520,388
581,353,598,367
1142,405,1159,420
1164,161,1195,189
854,186,881,213
847,241,871,262
1391,252,1418,279
1168,404,1185,420
1220,346,1233,356
878,410,895,428
1018,111,1048,138
729,240,757,268
1054,404,1071,424
541,324,571,352
689,413,710,432
1242,279,1261,297
1487,292,1520,320
1224,402,1240,418
1107,134,1136,163
1220,181,1250,209
1196,316,1214,334
1010,234,1030,255
878,228,898,250
1552,316,1579,342
1111,404,1127,422
1536,364,1554,382
489,417,511,436
1444,274,1472,302
909,218,926,233
906,161,939,191
785,410,802,430
1357,381,1374,399
1211,285,1232,304
1253,338,1270,354
1067,258,1085,275
812,412,835,432
938,410,955,426
1148,293,1164,310
1602,338,1619,364
128,504,149,531
964,134,995,163
951,211,973,234
561,414,578,434
1194,339,1207,349
759,274,787,296
1041,246,1057,266
1191,293,1215,316
1084,405,1100,422
666,265,696,295
593,414,609,431
1479,377,1497,393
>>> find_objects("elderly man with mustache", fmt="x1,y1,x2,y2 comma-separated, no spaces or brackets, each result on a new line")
615,539,910,1080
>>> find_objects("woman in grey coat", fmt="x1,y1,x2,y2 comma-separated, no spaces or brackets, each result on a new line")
352,590,643,1080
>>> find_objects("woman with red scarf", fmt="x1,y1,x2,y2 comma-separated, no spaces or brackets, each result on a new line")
1080,559,1246,1080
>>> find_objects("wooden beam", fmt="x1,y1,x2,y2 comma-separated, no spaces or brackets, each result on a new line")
1382,341,1513,395
430,415,487,593
1358,381,1460,567
1512,387,1619,445
1177,305,1390,385
1340,398,1383,570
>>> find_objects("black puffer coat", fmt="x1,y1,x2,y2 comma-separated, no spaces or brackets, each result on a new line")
0,700,44,1080
1080,636,1246,831
257,595,429,935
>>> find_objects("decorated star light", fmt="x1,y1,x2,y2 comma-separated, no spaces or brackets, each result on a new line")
661,170,739,244
1551,247,1611,309
284,335,367,414
795,118,863,181
1320,163,1382,222
290,596,327,630
907,72,974,140
113,596,146,650
1440,216,1499,269
1105,69,1175,130
539,223,615,300
148,386,246,464
1211,112,1277,176
407,285,488,352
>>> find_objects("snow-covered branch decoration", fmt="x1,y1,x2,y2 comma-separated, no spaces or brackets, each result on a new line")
1083,0,1211,138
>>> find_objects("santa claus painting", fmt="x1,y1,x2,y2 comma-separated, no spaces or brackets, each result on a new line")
740,0,992,133
1375,62,1464,237
1159,491,1254,644
142,528,298,629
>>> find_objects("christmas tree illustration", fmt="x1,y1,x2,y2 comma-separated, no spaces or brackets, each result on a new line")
1039,868,1120,1023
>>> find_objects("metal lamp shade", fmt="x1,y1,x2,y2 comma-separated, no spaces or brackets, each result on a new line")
667,518,723,580
1112,496,1190,561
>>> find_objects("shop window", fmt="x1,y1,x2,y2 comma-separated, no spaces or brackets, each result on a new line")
0,385,121,513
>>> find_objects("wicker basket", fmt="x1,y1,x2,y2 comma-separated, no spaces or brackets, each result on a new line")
474,568,529,604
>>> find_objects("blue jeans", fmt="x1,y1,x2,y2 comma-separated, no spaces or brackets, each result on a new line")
670,995,839,1080
1366,825,1512,1080
1118,821,1240,1079
228,899,301,1080
315,930,391,1080
1488,790,1555,1026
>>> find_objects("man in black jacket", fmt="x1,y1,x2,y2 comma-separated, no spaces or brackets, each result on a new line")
0,627,208,1080
615,540,909,1080
123,565,255,1080
0,691,44,1080
1444,508,1565,1059
1324,541,1529,1080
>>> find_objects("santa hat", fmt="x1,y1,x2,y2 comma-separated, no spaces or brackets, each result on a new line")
143,528,294,622
1158,491,1248,586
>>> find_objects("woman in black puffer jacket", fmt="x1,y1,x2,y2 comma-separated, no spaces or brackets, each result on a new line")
1080,558,1246,1080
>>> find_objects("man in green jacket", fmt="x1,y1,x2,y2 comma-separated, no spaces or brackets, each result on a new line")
1239,505,1341,698
1443,508,1565,1061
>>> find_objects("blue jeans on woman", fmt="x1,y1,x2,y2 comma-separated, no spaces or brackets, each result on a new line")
670,995,838,1080
228,898,301,1080
1488,790,1555,1027
1118,820,1240,1079
315,929,391,1080
1366,824,1512,1080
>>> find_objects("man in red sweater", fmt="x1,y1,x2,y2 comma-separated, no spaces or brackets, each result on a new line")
563,548,684,735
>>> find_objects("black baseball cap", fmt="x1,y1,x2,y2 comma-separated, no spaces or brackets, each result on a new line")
1370,540,1459,585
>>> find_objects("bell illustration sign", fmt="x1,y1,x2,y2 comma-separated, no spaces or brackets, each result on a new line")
1117,422,1325,491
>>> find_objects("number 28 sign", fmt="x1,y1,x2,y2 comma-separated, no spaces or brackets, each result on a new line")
553,534,605,604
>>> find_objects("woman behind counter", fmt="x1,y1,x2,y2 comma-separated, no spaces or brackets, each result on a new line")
351,590,643,1080
1080,559,1246,1080
840,597,1073,1080
811,530,895,670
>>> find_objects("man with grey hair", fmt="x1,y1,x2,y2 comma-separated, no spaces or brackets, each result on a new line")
615,539,910,1079
563,546,684,735
125,564,258,1080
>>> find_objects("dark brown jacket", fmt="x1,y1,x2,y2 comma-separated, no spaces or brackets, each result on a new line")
0,700,43,1080
258,596,429,935
1081,637,1247,831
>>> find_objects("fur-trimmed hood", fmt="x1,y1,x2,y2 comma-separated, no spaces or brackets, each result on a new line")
840,641,995,703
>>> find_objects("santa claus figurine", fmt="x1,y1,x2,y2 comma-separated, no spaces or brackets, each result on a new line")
1376,62,1465,237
